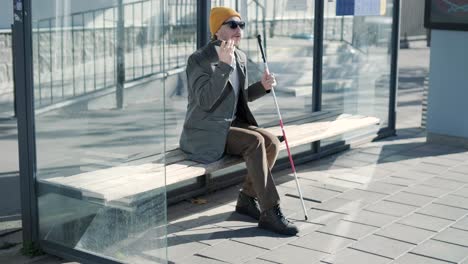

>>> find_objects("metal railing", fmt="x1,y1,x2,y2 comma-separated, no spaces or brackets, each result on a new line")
26,0,394,109
32,0,197,108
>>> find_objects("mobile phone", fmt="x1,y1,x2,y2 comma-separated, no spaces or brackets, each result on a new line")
212,39,223,46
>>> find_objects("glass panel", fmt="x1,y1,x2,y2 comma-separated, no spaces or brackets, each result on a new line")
164,0,197,150
211,0,315,126
32,0,167,262
0,0,13,116
321,1,393,130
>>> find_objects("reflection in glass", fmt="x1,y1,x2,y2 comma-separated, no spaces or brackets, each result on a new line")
322,1,393,127
163,0,197,150
33,0,167,262
0,28,14,118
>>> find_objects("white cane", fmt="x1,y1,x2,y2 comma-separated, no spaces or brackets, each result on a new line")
257,35,309,220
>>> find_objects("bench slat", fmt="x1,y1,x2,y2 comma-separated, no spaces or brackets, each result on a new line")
82,161,197,194
46,163,163,187
266,116,379,150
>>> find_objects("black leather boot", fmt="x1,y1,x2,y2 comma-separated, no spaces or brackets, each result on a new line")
235,192,261,220
258,205,299,236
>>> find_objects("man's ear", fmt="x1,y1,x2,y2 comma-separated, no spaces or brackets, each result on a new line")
215,32,227,42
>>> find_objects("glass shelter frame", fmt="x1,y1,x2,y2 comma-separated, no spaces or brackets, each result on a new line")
14,0,400,263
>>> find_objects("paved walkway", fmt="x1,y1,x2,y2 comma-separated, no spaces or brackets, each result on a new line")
156,43,468,264
5,41,468,264
166,136,468,264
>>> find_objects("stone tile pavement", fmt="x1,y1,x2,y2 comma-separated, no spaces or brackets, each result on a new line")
0,225,76,264
164,134,468,264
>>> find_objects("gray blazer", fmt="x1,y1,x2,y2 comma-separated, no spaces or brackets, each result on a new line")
179,41,268,163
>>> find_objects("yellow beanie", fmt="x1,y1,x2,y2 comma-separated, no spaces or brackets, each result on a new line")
210,7,241,36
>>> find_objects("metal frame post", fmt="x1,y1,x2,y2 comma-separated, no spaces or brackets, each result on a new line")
103,11,107,88
141,2,144,75
13,0,39,245
93,11,96,91
113,7,116,85
116,0,125,109
388,0,400,132
312,0,324,112
196,0,210,49
82,13,86,93
11,24,17,117
49,19,53,103
312,0,324,153
37,21,41,104
61,16,64,97
72,15,76,95
150,0,154,73
132,3,136,79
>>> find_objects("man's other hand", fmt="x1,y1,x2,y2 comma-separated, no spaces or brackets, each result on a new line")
261,71,277,91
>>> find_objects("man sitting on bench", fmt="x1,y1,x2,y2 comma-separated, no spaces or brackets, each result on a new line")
179,6,298,236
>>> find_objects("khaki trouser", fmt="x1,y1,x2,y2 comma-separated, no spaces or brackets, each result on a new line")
225,123,281,211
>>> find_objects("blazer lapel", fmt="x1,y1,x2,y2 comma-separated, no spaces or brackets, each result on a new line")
234,50,247,99
235,50,246,77
204,41,220,73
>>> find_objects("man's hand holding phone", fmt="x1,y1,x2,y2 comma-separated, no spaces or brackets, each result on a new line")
217,39,235,65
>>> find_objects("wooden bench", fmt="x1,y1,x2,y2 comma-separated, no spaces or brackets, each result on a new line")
38,111,379,211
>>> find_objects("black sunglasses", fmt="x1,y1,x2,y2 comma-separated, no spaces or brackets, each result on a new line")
222,20,246,29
